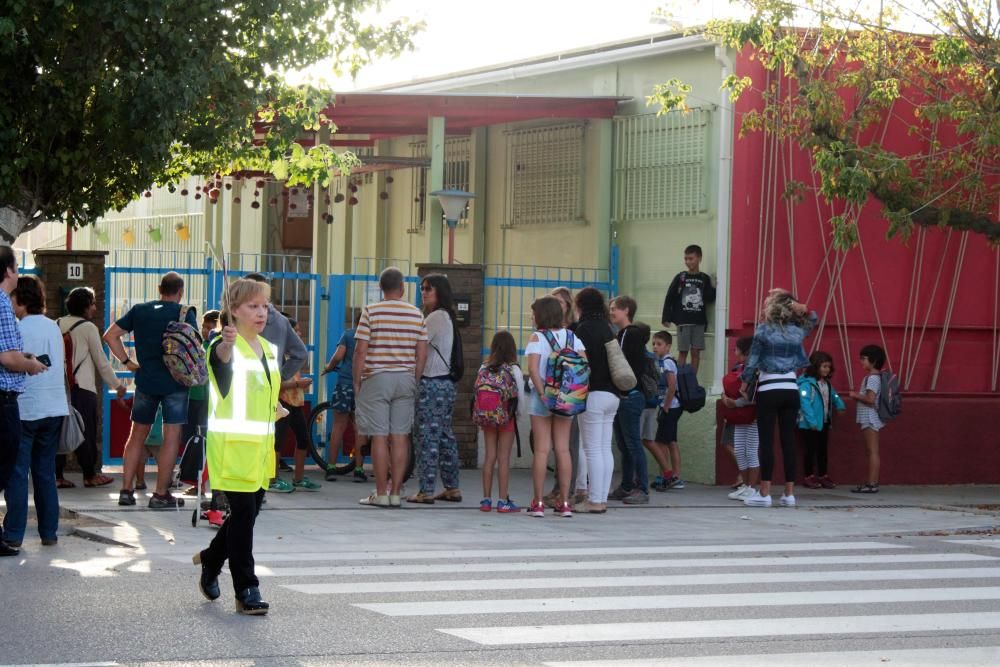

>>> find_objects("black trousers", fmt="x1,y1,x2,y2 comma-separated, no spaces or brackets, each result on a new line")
56,387,98,479
801,425,830,477
0,394,21,492
274,400,309,452
756,389,799,483
202,488,265,593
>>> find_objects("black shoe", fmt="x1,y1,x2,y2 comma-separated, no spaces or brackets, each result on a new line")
41,537,58,546
193,552,220,601
118,490,136,506
0,542,19,557
352,468,367,483
325,469,339,482
235,587,269,615
278,459,293,472
149,493,185,509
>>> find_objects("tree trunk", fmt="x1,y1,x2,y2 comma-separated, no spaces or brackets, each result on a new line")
0,206,37,243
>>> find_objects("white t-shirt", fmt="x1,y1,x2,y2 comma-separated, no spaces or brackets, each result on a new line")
658,356,681,410
18,315,69,420
423,309,454,378
525,328,586,378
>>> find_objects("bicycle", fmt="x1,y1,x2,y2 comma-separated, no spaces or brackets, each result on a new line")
308,393,415,481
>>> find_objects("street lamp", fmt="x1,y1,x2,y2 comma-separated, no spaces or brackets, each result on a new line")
430,188,474,264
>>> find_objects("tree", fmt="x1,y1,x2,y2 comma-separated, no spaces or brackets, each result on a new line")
0,1,418,242
652,0,999,247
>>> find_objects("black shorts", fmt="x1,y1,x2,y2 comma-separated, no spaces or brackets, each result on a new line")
655,406,683,444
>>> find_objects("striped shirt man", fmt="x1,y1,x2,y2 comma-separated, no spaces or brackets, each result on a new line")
355,299,427,379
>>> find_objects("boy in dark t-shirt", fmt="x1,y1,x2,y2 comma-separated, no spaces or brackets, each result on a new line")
661,244,716,373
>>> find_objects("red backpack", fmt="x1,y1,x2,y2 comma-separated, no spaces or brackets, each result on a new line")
59,319,87,389
720,364,756,425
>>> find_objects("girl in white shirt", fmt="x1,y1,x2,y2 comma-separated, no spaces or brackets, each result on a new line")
525,296,586,518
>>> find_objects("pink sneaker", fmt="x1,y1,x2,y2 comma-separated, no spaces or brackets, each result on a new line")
557,502,573,518
802,475,821,489
819,475,837,489
528,500,545,518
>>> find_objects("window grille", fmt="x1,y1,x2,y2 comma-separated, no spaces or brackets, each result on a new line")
504,123,586,228
612,109,711,221
408,137,471,234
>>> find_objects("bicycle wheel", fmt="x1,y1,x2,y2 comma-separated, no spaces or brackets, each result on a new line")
308,401,354,475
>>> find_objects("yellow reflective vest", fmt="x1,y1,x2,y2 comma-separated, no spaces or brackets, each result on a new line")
207,334,281,492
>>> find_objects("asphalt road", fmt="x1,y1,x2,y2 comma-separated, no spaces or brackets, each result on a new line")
3,475,1000,666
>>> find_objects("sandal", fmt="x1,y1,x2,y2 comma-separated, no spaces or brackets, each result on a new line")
83,474,113,488
433,488,462,502
406,492,435,504
851,483,880,494
56,478,76,489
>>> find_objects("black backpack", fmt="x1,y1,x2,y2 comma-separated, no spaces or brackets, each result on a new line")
673,358,706,413
432,317,464,383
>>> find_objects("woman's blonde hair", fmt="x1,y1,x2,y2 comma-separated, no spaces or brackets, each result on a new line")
761,288,801,325
550,286,573,326
225,278,270,324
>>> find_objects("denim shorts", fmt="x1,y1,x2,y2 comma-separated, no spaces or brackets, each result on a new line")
132,390,189,425
528,391,551,418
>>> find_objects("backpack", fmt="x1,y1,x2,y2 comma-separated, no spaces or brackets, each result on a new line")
58,319,87,389
541,330,589,417
431,316,464,383
672,357,706,413
162,305,208,388
876,369,902,423
638,355,660,402
721,365,756,424
472,364,517,428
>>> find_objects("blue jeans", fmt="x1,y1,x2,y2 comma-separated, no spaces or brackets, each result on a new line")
2,416,62,544
613,390,647,494
0,395,20,492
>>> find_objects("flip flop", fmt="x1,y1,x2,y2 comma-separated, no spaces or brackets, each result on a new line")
83,474,114,488
56,479,76,489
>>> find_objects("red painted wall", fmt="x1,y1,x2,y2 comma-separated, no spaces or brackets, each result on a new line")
722,51,1000,484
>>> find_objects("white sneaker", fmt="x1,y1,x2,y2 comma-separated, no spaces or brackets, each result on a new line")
743,491,772,507
779,494,796,507
727,484,748,500
737,485,757,499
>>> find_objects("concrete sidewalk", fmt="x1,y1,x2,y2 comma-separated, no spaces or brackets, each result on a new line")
35,468,998,556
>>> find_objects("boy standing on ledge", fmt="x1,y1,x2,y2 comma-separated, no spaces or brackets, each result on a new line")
661,244,716,373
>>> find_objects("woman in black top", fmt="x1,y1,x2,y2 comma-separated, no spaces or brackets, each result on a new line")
609,295,651,503
571,288,622,513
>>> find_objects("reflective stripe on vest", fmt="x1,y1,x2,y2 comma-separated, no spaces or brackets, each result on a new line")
208,337,276,436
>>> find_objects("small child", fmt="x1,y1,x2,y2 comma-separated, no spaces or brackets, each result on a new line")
474,331,525,513
798,351,847,489
661,244,716,372
849,345,886,493
719,336,760,500
650,331,684,490
646,332,682,490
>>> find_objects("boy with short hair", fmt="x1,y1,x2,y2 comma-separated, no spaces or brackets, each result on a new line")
652,331,685,490
647,331,684,490
661,244,716,372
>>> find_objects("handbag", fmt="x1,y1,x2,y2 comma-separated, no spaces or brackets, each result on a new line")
58,404,86,454
744,369,761,403
605,336,636,391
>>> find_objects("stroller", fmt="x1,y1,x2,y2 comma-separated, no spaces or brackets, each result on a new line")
178,425,228,528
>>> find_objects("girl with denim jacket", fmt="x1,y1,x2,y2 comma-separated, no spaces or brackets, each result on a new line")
739,289,817,508
797,351,846,489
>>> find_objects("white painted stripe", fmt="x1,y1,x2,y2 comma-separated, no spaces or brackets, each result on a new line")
355,586,1000,617
284,566,1000,595
440,611,1000,645
192,540,909,563
947,539,1000,548
257,553,991,578
0,663,120,667
544,646,1000,667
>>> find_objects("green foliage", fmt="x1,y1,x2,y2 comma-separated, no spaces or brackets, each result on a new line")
653,0,1000,245
0,1,418,240
648,78,693,114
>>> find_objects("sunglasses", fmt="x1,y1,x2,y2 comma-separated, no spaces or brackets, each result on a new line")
420,285,433,292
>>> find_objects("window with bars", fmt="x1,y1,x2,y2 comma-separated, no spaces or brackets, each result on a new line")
504,123,586,228
612,109,711,221
408,137,471,234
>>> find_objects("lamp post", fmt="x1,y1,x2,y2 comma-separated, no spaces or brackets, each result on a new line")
430,188,475,264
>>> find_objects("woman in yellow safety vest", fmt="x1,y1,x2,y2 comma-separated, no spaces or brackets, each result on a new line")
192,278,286,615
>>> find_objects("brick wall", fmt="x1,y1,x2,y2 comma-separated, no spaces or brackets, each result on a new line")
416,263,484,468
32,250,109,324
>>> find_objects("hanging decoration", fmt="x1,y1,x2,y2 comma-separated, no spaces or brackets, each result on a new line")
94,226,110,245
175,220,191,242
147,223,162,243
122,226,135,246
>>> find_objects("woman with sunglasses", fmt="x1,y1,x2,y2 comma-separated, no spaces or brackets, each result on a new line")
407,274,461,504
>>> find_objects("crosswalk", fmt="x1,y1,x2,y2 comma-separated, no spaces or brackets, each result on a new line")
252,539,1000,662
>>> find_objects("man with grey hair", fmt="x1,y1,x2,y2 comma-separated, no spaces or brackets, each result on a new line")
353,267,427,507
